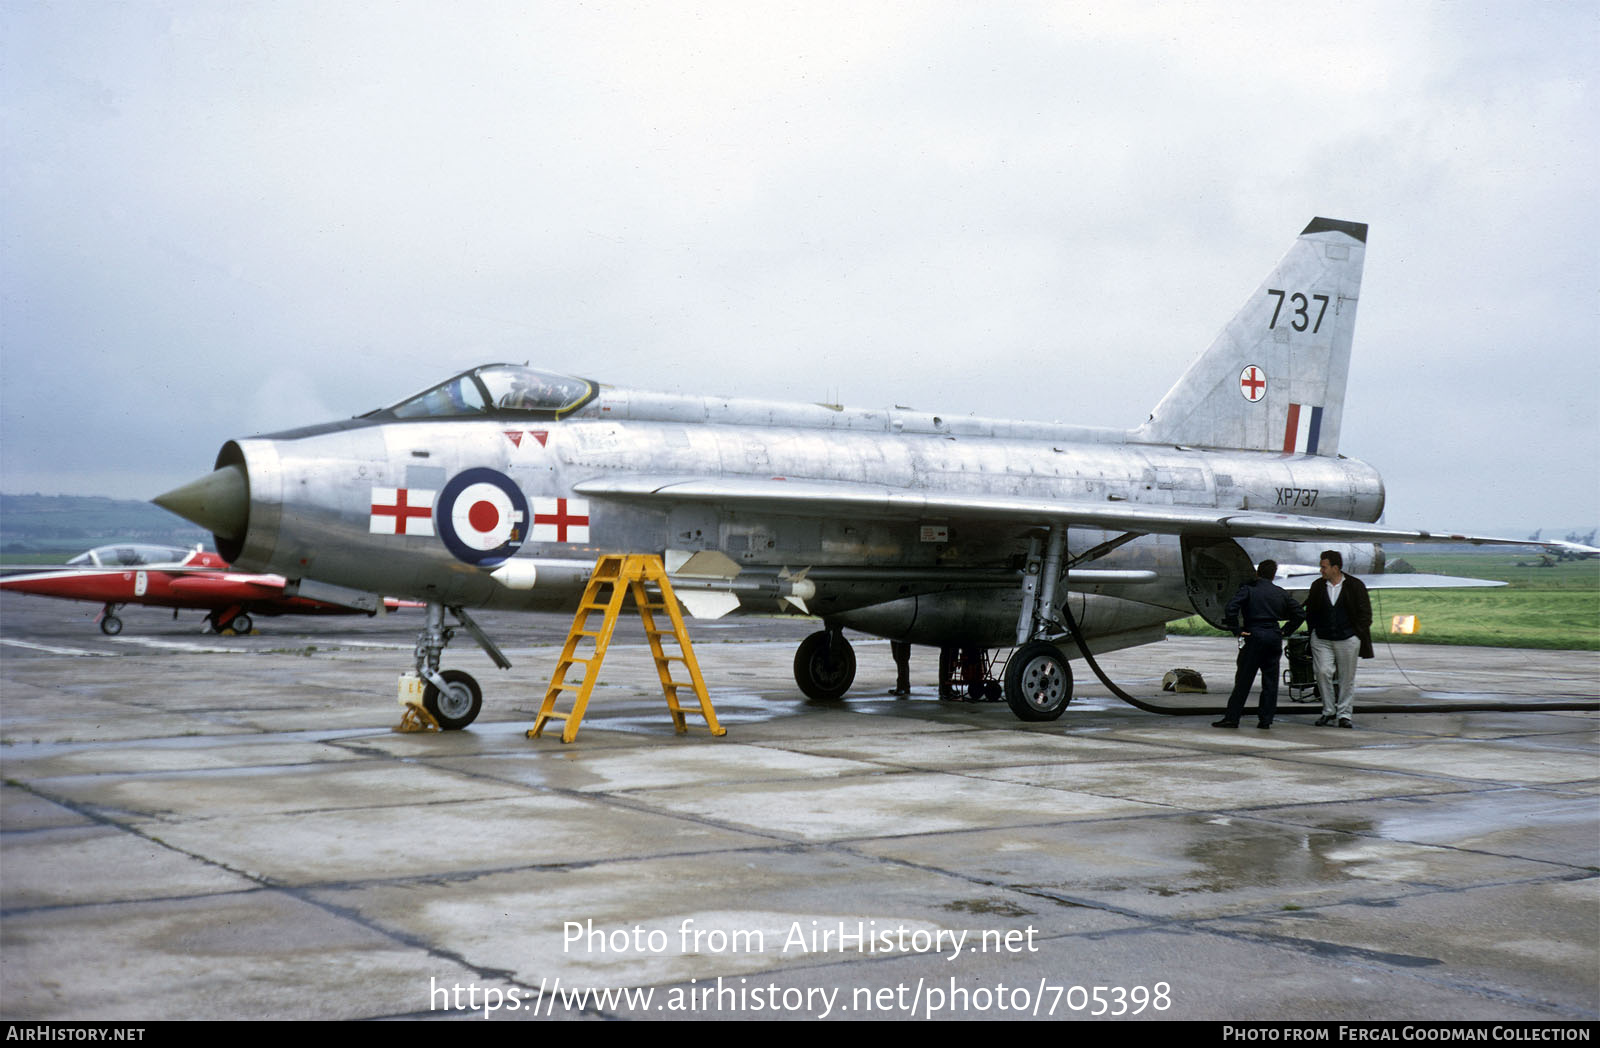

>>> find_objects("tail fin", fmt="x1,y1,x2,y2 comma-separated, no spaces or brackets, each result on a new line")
1132,217,1366,456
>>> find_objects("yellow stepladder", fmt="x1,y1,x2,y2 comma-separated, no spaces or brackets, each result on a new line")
528,554,726,743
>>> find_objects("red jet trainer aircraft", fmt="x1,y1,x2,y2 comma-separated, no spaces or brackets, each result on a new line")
0,543,415,635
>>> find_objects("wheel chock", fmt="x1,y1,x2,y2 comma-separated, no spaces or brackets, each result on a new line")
393,672,441,733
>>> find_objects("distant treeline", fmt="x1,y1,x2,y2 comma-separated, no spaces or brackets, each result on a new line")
0,493,211,554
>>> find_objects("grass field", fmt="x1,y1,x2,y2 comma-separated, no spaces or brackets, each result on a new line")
1168,550,1600,651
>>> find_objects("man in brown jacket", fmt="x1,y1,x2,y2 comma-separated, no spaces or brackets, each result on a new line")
1305,550,1373,729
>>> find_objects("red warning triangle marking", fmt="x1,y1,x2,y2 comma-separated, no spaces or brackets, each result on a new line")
504,431,523,447
531,430,549,447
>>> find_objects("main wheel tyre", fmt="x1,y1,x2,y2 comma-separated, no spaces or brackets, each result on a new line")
423,669,483,730
793,631,856,701
100,614,123,636
1004,641,1073,721
229,613,254,634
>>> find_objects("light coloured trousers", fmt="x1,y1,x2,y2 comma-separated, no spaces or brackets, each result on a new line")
1312,635,1360,720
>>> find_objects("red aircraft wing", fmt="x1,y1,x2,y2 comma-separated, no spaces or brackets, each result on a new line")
1,552,402,632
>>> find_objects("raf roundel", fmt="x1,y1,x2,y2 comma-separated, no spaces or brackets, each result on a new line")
436,468,530,567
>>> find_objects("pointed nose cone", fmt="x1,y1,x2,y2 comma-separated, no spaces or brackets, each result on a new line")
153,464,249,541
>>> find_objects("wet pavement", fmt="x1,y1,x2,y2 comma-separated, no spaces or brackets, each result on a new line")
1,593,1595,1020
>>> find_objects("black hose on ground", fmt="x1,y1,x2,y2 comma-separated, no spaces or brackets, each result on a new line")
1056,598,1599,717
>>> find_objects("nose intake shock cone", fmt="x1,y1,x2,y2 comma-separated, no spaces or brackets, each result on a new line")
153,464,249,542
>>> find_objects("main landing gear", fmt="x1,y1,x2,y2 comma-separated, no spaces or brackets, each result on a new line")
794,628,856,700
205,608,253,634
1003,640,1073,721
411,603,511,729
788,524,1093,721
1001,526,1077,721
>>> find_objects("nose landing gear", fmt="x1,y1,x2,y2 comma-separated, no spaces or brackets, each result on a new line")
409,603,510,730
99,603,124,636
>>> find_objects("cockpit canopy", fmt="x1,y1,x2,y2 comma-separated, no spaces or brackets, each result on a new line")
68,544,194,568
367,364,597,421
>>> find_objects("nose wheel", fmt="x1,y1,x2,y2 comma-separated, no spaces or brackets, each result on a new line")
423,669,483,730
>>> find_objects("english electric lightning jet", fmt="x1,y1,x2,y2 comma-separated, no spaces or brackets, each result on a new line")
154,218,1570,729
0,543,416,635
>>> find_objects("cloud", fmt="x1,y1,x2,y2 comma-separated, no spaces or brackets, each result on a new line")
1,1,1594,529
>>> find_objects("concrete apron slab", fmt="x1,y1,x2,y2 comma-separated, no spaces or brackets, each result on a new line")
1,627,1595,1020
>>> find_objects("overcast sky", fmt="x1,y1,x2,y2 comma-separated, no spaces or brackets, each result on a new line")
2,1,1595,534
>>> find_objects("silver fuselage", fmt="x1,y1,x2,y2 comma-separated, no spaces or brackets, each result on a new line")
217,387,1384,647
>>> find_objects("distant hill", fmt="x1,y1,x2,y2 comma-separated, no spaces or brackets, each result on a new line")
0,494,211,555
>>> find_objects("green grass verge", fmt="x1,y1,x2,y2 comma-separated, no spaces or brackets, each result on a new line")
2,551,88,565
1168,551,1600,651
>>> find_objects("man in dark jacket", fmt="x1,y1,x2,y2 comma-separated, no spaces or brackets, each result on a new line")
1216,559,1305,730
1304,549,1373,729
